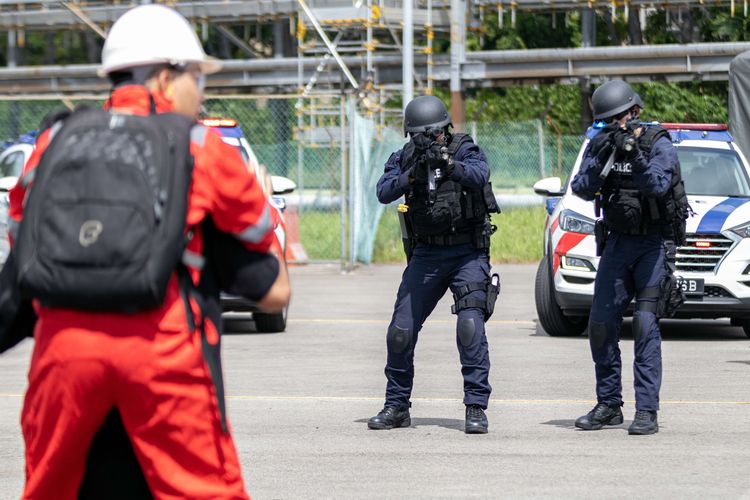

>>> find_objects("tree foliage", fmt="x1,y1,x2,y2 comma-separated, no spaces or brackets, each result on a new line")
462,82,728,135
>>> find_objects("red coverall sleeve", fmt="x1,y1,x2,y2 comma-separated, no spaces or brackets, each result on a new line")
7,129,52,245
193,129,276,253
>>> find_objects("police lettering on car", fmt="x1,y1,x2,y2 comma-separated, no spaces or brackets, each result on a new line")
368,95,501,435
571,79,689,435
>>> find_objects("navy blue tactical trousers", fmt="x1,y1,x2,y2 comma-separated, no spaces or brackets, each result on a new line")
588,232,665,411
384,243,492,409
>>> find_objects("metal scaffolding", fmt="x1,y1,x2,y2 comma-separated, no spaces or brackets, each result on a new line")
1,1,749,132
0,42,746,94
294,0,448,146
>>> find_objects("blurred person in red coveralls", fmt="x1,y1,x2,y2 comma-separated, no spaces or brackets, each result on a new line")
7,5,289,499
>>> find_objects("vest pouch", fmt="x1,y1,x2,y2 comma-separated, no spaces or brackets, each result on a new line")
411,189,462,236
604,190,642,233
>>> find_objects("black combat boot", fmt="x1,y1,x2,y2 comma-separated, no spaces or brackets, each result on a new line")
367,407,411,430
628,410,658,435
465,404,488,434
575,402,624,430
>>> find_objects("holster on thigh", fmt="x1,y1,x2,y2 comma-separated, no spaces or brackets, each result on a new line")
451,274,500,322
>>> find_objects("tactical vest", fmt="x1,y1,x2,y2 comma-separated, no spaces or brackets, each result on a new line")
400,133,499,247
600,125,689,245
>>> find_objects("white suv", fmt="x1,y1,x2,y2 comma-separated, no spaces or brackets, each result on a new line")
534,123,750,338
0,143,33,265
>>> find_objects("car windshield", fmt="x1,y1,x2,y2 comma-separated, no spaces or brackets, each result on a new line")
678,146,750,197
0,150,25,178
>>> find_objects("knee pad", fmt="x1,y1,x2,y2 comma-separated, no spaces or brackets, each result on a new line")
387,324,411,354
457,317,476,347
589,320,608,349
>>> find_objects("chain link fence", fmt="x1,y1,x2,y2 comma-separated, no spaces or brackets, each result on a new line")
204,95,347,263
468,121,583,190
0,96,585,263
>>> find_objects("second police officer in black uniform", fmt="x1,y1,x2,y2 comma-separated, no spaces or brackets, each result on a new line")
368,95,501,434
571,80,689,435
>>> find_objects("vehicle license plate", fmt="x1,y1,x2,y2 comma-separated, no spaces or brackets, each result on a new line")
677,277,704,297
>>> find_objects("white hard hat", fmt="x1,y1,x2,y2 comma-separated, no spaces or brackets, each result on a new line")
99,4,221,77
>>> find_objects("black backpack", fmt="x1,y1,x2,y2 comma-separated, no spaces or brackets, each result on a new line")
14,107,195,312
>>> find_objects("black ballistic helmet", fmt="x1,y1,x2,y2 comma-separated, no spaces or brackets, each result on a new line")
403,95,452,137
591,80,644,120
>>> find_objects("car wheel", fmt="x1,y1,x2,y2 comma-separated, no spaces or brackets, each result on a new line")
740,320,750,338
534,255,587,337
254,306,288,333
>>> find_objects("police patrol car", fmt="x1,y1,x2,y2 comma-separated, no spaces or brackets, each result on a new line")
201,118,296,333
534,123,750,337
0,139,35,266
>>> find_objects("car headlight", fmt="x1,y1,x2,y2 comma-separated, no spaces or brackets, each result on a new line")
560,255,595,272
730,222,750,238
559,209,595,234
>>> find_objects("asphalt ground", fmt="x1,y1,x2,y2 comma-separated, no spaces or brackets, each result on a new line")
1,263,750,498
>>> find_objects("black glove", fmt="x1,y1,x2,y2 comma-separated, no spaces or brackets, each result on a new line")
411,133,433,152
408,159,429,185
613,128,639,161
427,142,453,176
425,142,444,163
588,124,617,163
440,146,455,177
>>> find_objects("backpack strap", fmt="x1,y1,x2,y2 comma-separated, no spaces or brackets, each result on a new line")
39,108,72,132
446,133,474,156
638,125,671,157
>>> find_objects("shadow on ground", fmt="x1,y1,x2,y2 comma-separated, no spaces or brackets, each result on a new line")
354,417,465,432
222,318,259,334
541,419,632,432
534,320,749,342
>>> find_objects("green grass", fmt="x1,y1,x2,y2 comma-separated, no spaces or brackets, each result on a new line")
297,209,343,260
297,206,547,263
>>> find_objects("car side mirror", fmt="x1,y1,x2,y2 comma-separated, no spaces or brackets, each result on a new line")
0,177,17,192
533,177,564,196
271,176,296,195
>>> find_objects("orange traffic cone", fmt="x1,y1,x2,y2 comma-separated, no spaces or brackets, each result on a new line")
283,204,308,264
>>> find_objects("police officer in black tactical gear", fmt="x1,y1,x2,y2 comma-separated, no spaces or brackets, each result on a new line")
368,95,501,434
571,80,689,435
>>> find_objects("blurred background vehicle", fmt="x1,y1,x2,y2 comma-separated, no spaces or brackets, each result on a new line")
534,123,750,338
0,120,296,333
201,118,297,333
0,139,34,266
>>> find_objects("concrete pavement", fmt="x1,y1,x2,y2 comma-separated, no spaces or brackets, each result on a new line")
1,263,749,498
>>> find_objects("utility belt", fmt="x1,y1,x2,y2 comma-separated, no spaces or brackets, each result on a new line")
416,232,473,246
594,219,672,257
415,222,494,250
605,223,670,237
